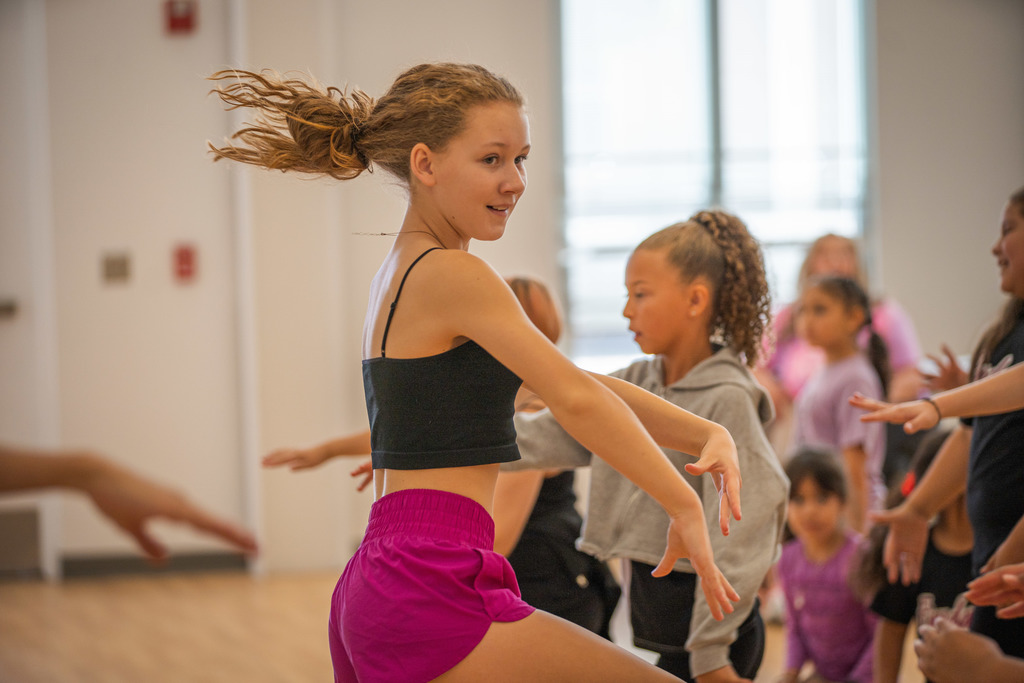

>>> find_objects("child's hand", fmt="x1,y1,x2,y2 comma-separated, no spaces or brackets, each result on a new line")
967,563,1024,619
261,447,329,471
350,459,373,492
869,502,930,585
849,393,940,434
684,427,742,535
655,513,739,621
82,455,258,561
915,618,1004,683
922,344,969,394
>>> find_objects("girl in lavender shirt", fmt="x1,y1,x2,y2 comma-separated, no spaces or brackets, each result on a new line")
778,448,876,683
790,276,889,533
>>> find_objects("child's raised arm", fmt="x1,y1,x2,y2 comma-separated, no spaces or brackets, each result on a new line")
262,430,371,471
851,362,1024,433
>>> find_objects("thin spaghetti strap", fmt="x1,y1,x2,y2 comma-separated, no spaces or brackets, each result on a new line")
380,247,443,358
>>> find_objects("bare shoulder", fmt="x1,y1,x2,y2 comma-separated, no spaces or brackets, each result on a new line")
415,249,517,311
427,249,505,288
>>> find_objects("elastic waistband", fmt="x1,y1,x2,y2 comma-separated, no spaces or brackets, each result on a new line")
363,488,495,549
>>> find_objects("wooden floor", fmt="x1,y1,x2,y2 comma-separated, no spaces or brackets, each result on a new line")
0,571,923,682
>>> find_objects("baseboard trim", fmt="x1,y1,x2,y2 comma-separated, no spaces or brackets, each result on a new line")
61,552,247,579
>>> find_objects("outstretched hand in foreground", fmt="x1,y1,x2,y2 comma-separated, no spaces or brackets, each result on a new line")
84,455,258,561
0,446,258,563
849,393,941,434
654,512,740,621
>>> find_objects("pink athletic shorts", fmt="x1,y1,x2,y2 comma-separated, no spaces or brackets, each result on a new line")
328,488,535,683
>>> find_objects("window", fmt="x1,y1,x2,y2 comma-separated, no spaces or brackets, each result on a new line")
562,0,868,371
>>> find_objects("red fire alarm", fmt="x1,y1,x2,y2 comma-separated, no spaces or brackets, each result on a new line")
165,0,197,35
173,244,198,284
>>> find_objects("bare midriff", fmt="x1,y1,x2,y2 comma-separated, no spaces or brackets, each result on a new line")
373,462,501,515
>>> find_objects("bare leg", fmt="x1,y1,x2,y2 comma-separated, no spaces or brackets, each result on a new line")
435,610,677,682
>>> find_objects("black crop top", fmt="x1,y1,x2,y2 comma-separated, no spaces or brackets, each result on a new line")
362,248,523,470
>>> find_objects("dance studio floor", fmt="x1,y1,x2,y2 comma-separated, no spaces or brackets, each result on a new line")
0,570,923,682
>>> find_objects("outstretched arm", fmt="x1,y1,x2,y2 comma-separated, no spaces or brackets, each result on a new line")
0,445,257,561
851,362,1024,433
262,430,371,470
588,372,741,535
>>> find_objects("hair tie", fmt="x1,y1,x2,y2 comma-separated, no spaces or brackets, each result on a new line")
900,471,917,497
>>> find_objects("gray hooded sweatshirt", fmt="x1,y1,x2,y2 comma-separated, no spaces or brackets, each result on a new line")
507,347,790,677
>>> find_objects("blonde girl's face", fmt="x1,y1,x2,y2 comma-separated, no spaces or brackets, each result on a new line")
796,286,861,352
623,247,699,356
429,102,530,243
993,201,1024,299
787,476,844,547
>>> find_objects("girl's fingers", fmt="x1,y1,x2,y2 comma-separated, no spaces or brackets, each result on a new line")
849,392,888,411
996,601,1024,619
651,549,677,578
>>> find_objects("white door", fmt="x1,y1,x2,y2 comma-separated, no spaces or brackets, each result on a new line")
1,0,249,567
0,0,62,579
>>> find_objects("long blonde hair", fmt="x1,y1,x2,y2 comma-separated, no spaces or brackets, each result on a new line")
208,63,523,183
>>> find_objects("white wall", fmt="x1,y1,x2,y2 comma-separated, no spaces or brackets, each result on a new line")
869,0,1024,357
3,0,1020,573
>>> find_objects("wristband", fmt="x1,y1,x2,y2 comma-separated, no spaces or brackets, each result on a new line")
923,397,942,424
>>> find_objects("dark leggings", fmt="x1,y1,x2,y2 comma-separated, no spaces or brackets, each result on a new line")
630,561,765,682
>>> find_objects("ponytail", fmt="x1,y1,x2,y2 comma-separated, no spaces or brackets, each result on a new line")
208,63,524,184
208,69,373,180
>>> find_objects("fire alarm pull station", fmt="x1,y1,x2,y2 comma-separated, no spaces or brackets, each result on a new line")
174,244,197,284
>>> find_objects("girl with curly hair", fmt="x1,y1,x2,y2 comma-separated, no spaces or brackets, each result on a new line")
512,210,788,682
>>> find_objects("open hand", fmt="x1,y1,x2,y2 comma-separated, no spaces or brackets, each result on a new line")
922,345,969,394
654,513,739,621
261,447,329,471
849,393,940,434
869,503,930,585
684,428,742,536
349,459,373,492
84,456,257,562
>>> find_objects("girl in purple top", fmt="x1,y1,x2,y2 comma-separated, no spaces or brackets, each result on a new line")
791,276,889,533
778,448,876,683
